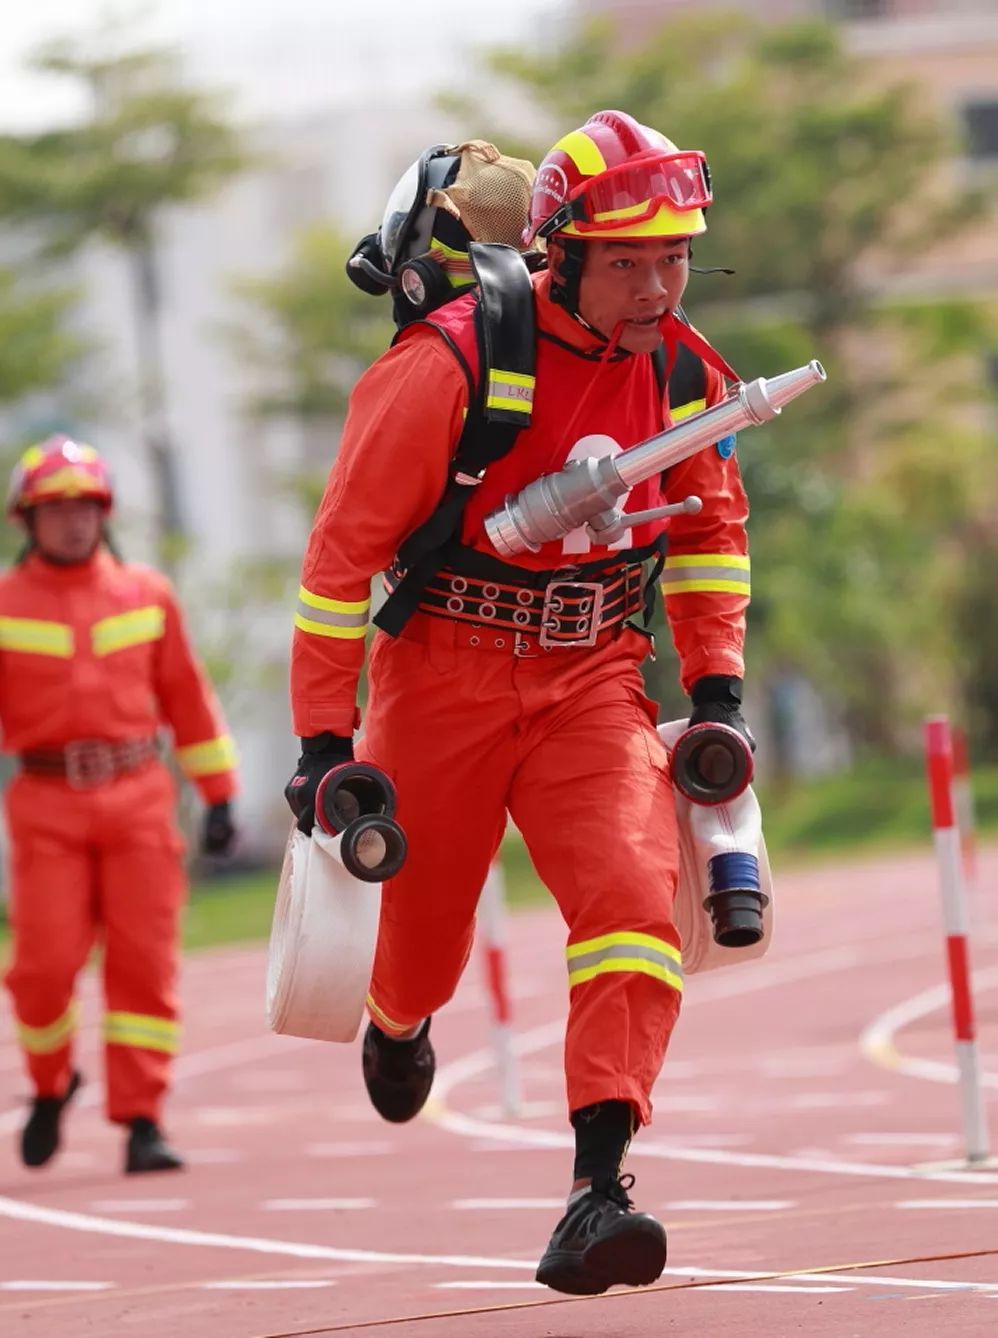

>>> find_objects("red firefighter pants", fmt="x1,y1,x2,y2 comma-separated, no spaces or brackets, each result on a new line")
3,761,186,1123
359,613,681,1125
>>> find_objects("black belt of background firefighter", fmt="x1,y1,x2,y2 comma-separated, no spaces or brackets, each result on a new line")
19,737,160,788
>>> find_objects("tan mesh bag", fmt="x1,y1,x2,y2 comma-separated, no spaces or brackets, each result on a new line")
426,140,535,250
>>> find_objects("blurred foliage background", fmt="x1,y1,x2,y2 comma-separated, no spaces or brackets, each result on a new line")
0,6,996,932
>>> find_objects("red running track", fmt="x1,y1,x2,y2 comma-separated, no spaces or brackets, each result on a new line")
2,845,998,1337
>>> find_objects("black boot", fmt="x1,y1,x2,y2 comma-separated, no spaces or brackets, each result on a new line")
20,1070,83,1168
535,1173,667,1295
125,1117,185,1174
361,1019,435,1123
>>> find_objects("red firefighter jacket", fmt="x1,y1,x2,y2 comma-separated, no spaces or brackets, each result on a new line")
291,270,750,738
0,549,238,805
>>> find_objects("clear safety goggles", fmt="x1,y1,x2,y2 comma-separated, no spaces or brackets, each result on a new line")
380,145,451,272
539,150,712,238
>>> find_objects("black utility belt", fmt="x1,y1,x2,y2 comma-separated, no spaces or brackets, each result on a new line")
415,565,645,648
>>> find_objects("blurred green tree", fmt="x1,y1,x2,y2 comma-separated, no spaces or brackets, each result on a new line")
448,12,998,761
0,266,87,563
227,222,394,511
0,24,250,564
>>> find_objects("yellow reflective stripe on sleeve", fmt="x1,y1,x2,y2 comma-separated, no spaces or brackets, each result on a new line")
662,553,751,597
366,993,416,1035
295,585,370,641
566,931,683,993
17,1002,79,1054
552,129,607,176
176,734,238,778
0,616,74,657
485,369,535,417
91,605,165,657
104,1011,181,1054
670,397,706,422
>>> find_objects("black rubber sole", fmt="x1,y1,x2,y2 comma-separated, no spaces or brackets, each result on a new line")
536,1218,667,1296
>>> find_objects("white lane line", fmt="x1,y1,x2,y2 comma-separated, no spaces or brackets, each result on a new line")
699,1283,853,1294
261,1199,376,1211
759,1055,853,1078
229,1070,308,1092
679,1264,997,1294
860,968,998,1086
1,1281,114,1291
655,1094,723,1112
452,1199,564,1210
436,1281,545,1290
844,1133,959,1148
0,1033,315,1135
789,1091,889,1109
304,1142,395,1158
428,1017,998,1186
468,1101,562,1121
0,1196,536,1270
667,1200,794,1212
185,1149,243,1165
438,1279,848,1295
90,1200,190,1213
1,1196,997,1299
898,1199,998,1210
202,1280,336,1290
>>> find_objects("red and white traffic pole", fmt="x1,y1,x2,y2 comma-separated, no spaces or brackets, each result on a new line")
478,859,521,1117
924,715,989,1164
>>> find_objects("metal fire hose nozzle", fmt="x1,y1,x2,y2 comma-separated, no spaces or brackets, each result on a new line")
485,360,826,558
671,721,754,806
314,761,408,883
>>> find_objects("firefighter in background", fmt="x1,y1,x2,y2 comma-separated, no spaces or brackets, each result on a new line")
1,436,239,1174
286,111,753,1295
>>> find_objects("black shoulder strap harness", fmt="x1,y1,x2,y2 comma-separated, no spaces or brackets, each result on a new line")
375,246,707,636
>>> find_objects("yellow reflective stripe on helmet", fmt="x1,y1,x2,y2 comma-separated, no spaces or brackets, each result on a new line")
294,585,371,641
486,369,535,417
662,553,750,597
91,605,165,657
176,734,238,778
366,993,414,1035
104,1011,180,1054
553,129,607,176
567,931,683,993
17,1002,79,1054
0,616,74,657
670,397,706,422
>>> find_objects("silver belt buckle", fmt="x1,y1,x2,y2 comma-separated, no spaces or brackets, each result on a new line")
64,739,115,790
539,581,604,648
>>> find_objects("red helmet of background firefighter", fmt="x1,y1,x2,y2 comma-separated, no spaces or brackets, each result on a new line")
524,109,713,355
7,434,115,565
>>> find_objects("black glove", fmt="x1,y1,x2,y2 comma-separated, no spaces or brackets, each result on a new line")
284,732,354,835
688,675,756,753
201,800,237,856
